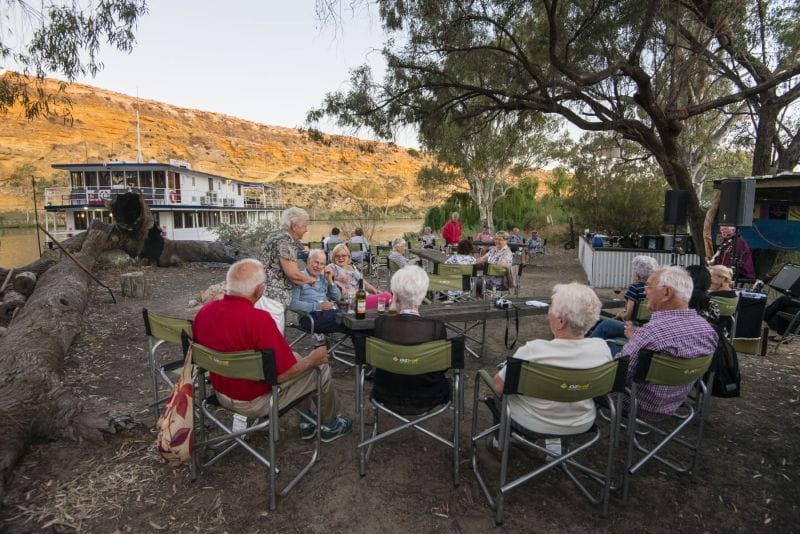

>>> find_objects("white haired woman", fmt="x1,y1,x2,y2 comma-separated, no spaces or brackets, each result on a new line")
328,243,393,309
488,283,613,453
476,230,514,291
373,265,450,411
256,206,317,333
388,237,419,268
589,255,659,340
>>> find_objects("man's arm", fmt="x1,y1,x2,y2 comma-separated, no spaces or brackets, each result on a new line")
277,346,328,383
280,256,316,286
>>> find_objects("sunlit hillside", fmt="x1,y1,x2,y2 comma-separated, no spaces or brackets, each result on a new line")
0,77,442,213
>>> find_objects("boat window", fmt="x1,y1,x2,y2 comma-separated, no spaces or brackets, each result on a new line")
84,171,97,188
98,171,110,187
74,210,88,230
237,211,246,224
208,177,214,191
112,171,125,186
174,212,184,229
71,172,84,188
140,170,153,188
154,171,167,189
126,171,138,188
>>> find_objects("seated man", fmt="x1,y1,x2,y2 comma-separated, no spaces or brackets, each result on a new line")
507,227,524,245
322,227,343,254
615,266,719,421
289,249,346,335
193,258,352,441
490,283,613,455
373,265,450,412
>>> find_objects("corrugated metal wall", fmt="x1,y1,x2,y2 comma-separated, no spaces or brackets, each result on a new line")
579,238,702,288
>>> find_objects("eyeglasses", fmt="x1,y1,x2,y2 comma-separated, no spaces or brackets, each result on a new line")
644,283,667,290
333,254,349,259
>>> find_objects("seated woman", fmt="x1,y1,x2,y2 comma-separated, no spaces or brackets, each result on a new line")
388,237,419,269
421,226,437,248
328,243,392,309
523,229,543,263
489,283,613,449
590,255,659,340
685,264,720,324
764,296,800,343
476,231,514,291
708,265,736,298
445,239,476,265
373,265,450,412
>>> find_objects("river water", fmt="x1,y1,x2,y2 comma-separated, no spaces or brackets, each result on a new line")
0,219,424,268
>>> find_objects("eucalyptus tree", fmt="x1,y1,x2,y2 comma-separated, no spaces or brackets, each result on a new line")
310,0,800,255
0,0,148,119
415,110,561,229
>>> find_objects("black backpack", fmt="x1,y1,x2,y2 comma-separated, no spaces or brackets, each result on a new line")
709,330,741,398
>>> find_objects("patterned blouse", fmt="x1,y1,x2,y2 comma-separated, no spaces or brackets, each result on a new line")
445,254,476,265
260,228,297,306
330,263,363,292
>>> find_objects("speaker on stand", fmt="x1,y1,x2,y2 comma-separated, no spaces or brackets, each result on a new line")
664,190,689,266
715,178,756,282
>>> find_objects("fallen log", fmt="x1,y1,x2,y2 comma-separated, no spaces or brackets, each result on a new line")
0,221,113,500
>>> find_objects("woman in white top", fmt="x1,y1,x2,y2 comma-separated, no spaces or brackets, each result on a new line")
445,239,476,265
492,282,613,435
476,230,514,290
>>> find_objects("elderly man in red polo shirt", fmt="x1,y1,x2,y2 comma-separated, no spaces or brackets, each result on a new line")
193,258,352,442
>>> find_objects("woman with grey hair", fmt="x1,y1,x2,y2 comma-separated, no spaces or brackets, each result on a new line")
256,206,317,333
589,255,659,340
488,282,613,453
388,237,419,268
372,265,450,411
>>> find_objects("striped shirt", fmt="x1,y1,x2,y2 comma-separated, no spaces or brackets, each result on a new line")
625,281,646,303
618,309,718,419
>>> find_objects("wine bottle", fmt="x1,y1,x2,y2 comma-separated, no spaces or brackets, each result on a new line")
355,278,367,319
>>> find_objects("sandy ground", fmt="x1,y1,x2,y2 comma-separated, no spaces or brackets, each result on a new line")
1,247,798,533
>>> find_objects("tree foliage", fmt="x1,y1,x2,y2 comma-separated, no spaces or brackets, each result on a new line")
564,136,666,236
311,0,800,256
0,0,147,119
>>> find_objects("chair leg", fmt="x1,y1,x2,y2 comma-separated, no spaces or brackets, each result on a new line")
453,372,461,487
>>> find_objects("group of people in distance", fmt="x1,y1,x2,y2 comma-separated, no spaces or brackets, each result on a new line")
189,204,740,469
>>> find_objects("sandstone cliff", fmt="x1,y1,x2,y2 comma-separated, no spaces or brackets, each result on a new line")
0,78,439,212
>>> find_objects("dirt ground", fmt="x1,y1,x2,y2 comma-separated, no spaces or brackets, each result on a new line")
1,247,798,533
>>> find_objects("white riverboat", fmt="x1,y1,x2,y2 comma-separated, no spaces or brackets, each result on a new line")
43,160,284,242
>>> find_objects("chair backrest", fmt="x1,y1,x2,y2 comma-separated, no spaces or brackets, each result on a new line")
348,242,364,253
143,308,192,344
427,274,465,293
710,295,739,317
486,264,508,278
632,299,651,323
437,264,474,277
632,350,713,386
181,331,278,385
389,259,400,273
308,241,322,250
363,337,463,374
503,359,624,402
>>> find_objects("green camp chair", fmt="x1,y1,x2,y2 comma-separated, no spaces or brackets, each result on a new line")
183,332,321,511
142,308,192,424
631,298,651,324
710,295,739,337
355,337,465,487
622,350,714,503
286,309,354,367
470,359,625,525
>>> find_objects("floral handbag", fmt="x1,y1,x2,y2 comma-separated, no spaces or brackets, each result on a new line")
155,345,194,465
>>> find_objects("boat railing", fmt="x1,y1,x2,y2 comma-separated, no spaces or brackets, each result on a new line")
44,186,283,209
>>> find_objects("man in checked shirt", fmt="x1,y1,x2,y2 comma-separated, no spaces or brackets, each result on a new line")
616,266,719,421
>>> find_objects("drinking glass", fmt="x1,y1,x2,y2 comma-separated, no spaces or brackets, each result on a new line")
377,297,387,314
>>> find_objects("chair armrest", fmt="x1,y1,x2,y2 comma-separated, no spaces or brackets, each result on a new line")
278,366,321,390
475,369,499,399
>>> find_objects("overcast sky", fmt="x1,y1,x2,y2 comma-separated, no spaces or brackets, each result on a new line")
69,2,415,145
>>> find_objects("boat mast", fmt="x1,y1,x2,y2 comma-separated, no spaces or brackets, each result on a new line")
135,90,143,163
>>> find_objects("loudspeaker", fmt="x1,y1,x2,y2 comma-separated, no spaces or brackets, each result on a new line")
770,264,800,296
663,190,689,225
718,179,756,227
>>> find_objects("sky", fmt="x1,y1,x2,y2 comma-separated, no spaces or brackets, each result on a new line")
67,2,415,145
